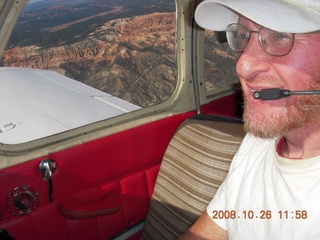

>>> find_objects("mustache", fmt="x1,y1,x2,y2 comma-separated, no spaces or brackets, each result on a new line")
243,76,279,84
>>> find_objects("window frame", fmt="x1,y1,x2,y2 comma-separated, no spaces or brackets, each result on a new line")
0,0,197,162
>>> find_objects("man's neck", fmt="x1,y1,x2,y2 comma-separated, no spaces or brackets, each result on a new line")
281,118,320,159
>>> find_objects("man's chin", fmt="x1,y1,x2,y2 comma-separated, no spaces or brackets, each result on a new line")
243,108,289,139
244,120,281,139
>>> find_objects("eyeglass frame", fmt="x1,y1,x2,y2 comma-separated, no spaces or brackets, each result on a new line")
225,23,295,57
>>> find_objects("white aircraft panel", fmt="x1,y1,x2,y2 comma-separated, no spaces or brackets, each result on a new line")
0,67,141,144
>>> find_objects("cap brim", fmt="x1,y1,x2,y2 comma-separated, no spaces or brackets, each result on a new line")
195,0,320,33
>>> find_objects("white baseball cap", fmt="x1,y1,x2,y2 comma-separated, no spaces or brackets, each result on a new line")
195,0,320,33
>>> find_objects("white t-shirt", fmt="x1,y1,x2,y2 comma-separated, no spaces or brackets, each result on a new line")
207,133,320,240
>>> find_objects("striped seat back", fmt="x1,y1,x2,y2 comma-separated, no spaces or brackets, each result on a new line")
140,115,245,239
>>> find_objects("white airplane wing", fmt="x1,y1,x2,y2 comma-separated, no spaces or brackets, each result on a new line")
0,67,141,144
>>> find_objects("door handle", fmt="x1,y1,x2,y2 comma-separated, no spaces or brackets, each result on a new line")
39,159,56,202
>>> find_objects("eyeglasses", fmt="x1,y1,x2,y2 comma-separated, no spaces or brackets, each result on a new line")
226,23,295,56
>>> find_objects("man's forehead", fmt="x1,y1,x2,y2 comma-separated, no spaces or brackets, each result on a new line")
238,17,264,31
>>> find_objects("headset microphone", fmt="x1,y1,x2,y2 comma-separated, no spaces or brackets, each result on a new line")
253,88,320,100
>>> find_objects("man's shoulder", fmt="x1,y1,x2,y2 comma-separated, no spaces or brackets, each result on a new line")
229,134,278,172
238,133,277,156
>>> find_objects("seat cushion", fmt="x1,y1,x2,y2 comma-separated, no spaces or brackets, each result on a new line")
140,116,245,239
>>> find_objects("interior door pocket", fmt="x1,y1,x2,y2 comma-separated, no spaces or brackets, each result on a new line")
59,192,121,220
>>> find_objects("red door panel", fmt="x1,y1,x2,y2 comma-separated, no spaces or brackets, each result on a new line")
0,112,194,239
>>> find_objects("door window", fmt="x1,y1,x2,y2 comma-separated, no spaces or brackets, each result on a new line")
0,0,177,144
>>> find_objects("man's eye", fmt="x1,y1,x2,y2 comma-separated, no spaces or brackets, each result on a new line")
236,32,249,40
277,32,289,38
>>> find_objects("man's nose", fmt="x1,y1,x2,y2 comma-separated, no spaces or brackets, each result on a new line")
236,37,271,81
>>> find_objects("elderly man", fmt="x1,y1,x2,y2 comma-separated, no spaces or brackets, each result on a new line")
180,0,320,239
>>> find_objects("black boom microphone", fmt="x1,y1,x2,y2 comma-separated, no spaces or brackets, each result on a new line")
253,88,320,100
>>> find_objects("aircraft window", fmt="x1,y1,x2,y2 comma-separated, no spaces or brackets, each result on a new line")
0,0,176,144
204,30,239,93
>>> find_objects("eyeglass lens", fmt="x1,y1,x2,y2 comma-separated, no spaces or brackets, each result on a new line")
226,23,294,56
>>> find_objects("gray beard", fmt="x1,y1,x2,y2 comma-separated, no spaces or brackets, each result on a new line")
243,95,320,139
